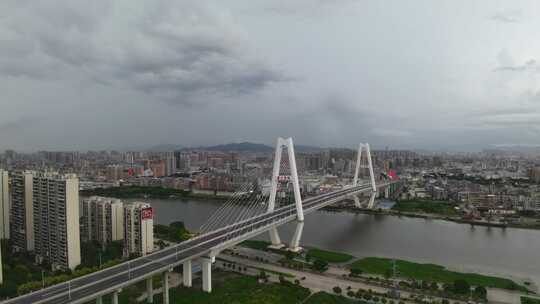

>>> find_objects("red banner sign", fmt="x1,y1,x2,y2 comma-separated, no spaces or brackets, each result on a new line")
278,175,290,182
141,207,153,220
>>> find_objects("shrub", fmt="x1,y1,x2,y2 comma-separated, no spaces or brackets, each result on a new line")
453,279,470,294
333,286,342,294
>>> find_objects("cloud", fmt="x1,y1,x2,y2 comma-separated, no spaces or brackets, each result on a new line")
490,11,522,23
0,117,37,134
0,0,286,106
257,0,357,16
494,59,539,72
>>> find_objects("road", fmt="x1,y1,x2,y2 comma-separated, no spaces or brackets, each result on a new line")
3,183,388,304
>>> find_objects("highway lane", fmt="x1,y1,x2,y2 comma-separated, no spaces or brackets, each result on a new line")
3,184,380,304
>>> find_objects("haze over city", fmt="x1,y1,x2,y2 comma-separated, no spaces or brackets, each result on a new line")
2,0,540,151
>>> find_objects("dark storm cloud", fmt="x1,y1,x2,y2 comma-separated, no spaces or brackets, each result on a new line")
2,0,540,152
0,0,285,106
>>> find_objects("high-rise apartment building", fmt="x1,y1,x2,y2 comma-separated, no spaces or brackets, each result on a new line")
10,171,34,252
0,169,9,239
123,202,153,258
0,244,3,284
82,196,124,248
32,173,81,271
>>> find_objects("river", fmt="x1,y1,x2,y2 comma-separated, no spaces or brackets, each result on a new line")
126,197,540,286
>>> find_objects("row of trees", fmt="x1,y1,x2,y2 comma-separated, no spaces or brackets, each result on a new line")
154,221,191,243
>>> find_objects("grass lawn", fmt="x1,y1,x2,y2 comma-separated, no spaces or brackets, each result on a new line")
522,296,540,304
307,248,354,263
305,292,360,304
151,274,311,304
392,200,457,216
349,257,526,292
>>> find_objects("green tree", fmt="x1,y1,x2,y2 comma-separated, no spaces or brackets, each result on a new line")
333,286,342,294
453,279,470,294
285,250,296,261
312,259,328,272
474,286,487,299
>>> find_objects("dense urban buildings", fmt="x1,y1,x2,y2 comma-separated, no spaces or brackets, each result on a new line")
123,202,154,257
81,196,124,249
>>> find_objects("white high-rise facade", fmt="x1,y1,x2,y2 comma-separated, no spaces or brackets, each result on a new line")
0,169,9,239
33,173,81,271
82,196,124,248
123,202,154,258
10,171,35,252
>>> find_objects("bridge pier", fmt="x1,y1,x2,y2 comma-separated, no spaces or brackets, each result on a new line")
288,221,304,252
146,277,153,303
268,227,285,249
201,256,214,293
183,260,192,287
112,289,121,304
367,192,377,209
353,195,361,208
162,271,170,304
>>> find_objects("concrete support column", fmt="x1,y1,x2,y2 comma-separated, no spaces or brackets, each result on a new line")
96,296,103,304
353,195,361,208
162,272,170,304
183,260,192,287
288,221,304,253
146,277,153,303
112,289,121,304
201,257,213,293
367,192,377,209
268,227,284,249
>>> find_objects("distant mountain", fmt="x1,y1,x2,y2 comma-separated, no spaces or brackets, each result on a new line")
145,142,325,153
295,145,325,153
200,142,273,153
147,144,183,152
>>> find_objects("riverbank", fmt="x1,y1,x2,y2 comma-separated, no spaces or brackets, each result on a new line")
322,205,540,231
81,186,231,201
238,241,530,294
349,257,528,292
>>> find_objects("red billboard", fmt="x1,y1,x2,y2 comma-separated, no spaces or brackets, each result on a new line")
141,207,154,220
388,170,399,180
278,175,290,182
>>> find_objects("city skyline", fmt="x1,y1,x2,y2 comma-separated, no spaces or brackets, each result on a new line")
2,1,540,151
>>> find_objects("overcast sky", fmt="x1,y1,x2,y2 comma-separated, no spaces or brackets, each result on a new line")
1,0,540,152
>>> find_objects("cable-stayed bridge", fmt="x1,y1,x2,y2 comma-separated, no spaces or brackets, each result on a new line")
3,138,399,304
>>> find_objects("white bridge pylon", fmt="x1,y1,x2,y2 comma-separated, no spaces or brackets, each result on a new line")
267,137,303,249
352,143,377,209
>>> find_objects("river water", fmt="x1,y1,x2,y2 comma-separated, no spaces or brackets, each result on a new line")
128,198,540,286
